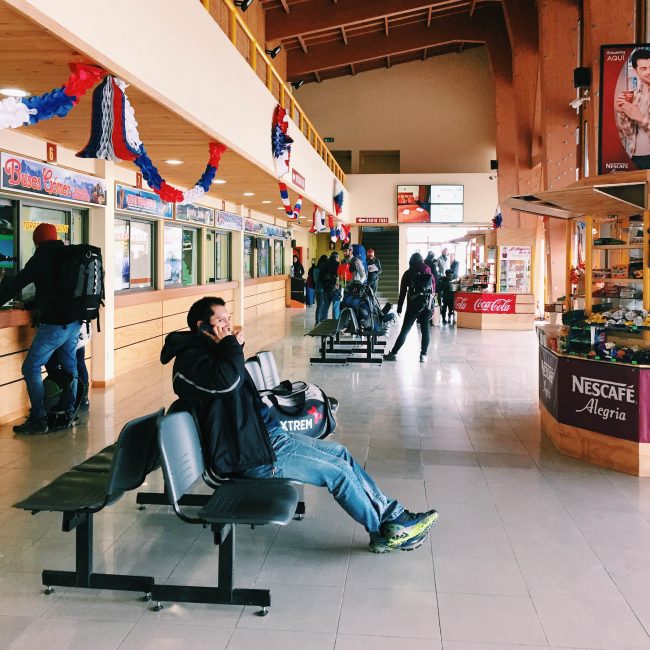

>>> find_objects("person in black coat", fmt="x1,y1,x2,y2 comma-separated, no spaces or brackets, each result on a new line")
291,255,305,278
160,296,439,553
0,223,81,435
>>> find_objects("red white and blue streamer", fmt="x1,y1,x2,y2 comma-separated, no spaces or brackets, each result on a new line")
272,104,302,220
333,179,344,216
310,206,327,233
0,63,105,130
492,204,503,229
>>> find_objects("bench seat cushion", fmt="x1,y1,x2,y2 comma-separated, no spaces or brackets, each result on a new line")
73,444,116,473
306,319,339,337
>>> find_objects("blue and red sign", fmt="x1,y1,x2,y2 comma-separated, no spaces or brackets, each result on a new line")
115,183,172,219
1,152,106,206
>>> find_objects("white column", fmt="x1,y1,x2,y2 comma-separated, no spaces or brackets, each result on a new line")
89,159,115,385
231,227,244,328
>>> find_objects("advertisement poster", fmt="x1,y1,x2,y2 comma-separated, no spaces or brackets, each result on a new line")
454,292,517,314
599,44,650,174
176,203,213,225
116,183,173,219
397,185,430,223
1,153,106,206
163,226,182,286
216,210,244,231
539,346,559,418
558,356,640,441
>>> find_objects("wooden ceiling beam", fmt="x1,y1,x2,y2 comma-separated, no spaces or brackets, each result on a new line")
386,55,391,68
469,0,478,17
279,0,290,13
385,16,389,36
341,26,348,45
350,63,356,75
267,0,440,41
314,70,322,82
287,5,498,78
297,35,308,53
427,6,433,26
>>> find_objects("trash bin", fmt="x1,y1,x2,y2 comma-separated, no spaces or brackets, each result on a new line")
290,277,306,304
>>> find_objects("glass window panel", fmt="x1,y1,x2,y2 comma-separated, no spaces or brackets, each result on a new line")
0,200,17,289
20,204,69,267
273,240,284,275
257,237,270,277
130,221,152,289
244,235,254,279
206,231,216,283
114,218,130,290
182,228,197,285
164,225,183,287
215,231,230,280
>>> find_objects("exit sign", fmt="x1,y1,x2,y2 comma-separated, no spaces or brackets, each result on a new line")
324,137,335,143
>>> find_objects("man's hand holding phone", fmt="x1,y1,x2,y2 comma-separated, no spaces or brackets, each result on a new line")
200,321,231,343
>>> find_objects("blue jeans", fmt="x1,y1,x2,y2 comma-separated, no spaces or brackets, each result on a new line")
314,290,323,324
242,427,404,534
319,290,335,322
23,322,81,419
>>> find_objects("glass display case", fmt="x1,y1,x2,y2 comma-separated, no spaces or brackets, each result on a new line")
499,245,531,293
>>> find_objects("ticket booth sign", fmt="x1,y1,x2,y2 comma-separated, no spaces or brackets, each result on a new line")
454,292,517,314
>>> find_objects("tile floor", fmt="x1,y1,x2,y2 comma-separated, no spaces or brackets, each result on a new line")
1,308,650,649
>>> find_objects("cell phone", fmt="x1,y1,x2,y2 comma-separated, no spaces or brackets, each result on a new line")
199,322,214,335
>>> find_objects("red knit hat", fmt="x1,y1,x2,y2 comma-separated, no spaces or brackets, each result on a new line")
33,223,58,246
367,249,374,256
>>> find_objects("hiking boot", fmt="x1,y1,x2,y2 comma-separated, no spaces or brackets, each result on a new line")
13,417,49,436
383,352,397,361
79,398,90,412
369,528,430,553
384,509,439,548
420,354,427,363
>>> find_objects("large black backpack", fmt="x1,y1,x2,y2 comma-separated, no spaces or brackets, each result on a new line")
60,244,105,327
408,270,433,313
319,258,338,292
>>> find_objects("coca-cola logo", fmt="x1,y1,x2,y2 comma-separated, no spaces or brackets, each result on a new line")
454,293,516,314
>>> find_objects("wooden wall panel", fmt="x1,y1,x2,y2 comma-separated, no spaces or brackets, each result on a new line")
0,380,29,425
114,320,163,350
115,302,163,328
115,338,163,376
0,352,26,385
162,313,188,335
0,325,34,356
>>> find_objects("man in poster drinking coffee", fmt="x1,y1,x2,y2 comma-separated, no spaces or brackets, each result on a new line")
616,48,650,170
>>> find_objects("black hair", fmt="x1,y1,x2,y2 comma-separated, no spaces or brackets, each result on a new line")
445,269,453,277
187,296,225,333
409,252,423,269
318,254,328,265
631,48,650,68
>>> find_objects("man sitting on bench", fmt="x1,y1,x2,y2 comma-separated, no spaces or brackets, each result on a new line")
160,296,439,553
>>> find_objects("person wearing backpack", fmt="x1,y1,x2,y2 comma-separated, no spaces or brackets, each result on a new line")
317,251,340,323
383,252,435,364
0,223,83,435
342,243,367,283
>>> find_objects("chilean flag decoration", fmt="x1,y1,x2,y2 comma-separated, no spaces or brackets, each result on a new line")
492,204,503,229
272,104,302,219
333,179,344,216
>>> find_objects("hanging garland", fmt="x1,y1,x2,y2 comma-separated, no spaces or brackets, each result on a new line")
492,205,503,229
310,206,327,233
271,104,302,219
0,63,106,130
0,65,226,204
333,178,344,216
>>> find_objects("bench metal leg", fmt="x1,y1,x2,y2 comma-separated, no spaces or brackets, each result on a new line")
42,512,154,596
150,524,271,614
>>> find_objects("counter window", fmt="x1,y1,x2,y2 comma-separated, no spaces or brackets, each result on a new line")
114,217,154,291
257,237,270,278
0,199,17,287
164,225,198,287
244,235,254,279
273,239,284,275
206,230,231,282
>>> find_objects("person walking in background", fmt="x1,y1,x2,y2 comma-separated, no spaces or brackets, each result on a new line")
449,252,459,280
437,247,450,277
383,253,434,364
313,255,328,324
291,255,304,279
438,269,456,325
366,248,382,294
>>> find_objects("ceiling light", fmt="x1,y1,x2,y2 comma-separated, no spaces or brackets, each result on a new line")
214,179,227,184
277,207,285,210
266,46,282,59
164,159,184,165
291,80,304,90
0,87,29,98
243,192,255,196
234,0,254,11
262,200,272,204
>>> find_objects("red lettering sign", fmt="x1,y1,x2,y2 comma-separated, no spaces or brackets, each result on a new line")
291,168,305,190
4,157,42,191
454,291,517,314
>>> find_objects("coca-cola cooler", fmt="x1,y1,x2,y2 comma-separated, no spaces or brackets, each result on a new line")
454,291,534,330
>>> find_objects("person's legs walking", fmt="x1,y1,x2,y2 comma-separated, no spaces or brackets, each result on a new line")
314,292,323,324
319,291,334,322
56,322,81,419
384,310,417,358
418,310,431,359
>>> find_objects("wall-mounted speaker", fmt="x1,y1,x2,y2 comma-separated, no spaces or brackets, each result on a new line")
291,239,297,249
490,159,498,171
573,66,591,88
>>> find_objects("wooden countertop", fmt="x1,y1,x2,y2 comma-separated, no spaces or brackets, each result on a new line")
0,308,31,329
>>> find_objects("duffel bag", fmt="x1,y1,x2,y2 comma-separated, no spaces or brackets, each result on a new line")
260,380,337,439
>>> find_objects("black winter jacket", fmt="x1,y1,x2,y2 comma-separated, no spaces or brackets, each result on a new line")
396,264,435,314
0,240,72,325
160,331,275,476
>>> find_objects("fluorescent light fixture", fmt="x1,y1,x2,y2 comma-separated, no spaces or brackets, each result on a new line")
243,192,255,196
262,200,272,204
0,87,29,97
214,179,227,184
164,159,184,165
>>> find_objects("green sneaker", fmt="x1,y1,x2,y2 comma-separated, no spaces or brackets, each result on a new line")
384,509,439,548
369,528,431,554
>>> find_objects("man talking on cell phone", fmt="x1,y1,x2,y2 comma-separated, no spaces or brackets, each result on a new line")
160,296,439,554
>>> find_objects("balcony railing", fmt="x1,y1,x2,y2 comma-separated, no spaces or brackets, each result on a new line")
200,0,346,184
